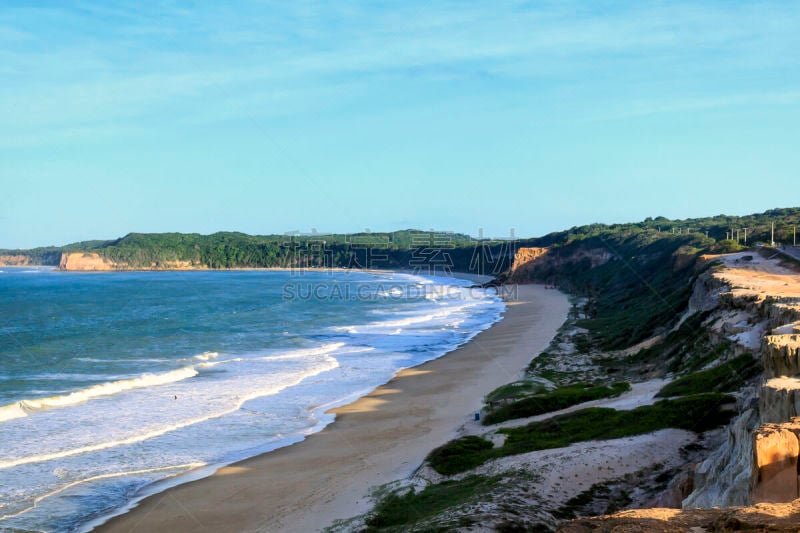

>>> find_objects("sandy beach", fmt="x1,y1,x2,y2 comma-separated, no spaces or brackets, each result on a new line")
95,284,569,533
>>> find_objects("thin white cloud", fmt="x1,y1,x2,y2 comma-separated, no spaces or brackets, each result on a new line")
1,0,800,146
597,91,800,120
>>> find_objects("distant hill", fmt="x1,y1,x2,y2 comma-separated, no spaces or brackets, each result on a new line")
2,229,512,273
3,208,799,270
3,206,799,354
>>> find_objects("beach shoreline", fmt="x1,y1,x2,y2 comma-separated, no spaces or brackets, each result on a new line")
93,283,569,533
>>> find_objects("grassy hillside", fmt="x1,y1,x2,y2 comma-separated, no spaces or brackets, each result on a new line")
505,207,799,349
515,230,708,349
4,208,798,278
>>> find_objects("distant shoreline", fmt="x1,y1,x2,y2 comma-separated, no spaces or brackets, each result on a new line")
2,263,497,285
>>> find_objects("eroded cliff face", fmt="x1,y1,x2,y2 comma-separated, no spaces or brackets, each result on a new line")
682,252,800,509
561,251,800,529
59,252,121,271
508,247,548,281
752,418,800,503
0,254,32,266
507,246,615,283
58,252,198,271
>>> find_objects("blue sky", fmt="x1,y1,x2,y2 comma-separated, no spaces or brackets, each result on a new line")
1,1,799,248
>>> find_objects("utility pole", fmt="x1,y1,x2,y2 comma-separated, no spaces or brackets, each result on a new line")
771,222,775,246
794,225,796,247
743,228,747,246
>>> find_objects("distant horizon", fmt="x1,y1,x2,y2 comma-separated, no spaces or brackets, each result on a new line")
4,204,798,250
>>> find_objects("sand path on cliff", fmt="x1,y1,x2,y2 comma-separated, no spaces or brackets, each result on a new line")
459,378,670,436
470,428,696,507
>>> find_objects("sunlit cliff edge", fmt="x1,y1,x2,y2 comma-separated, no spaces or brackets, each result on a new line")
57,252,197,271
557,250,800,531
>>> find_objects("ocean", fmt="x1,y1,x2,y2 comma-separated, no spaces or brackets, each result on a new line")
0,267,504,532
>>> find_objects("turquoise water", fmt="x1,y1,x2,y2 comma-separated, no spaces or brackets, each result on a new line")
0,267,503,532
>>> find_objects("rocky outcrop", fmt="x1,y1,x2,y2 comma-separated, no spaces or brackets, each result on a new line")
560,499,800,532
508,247,548,281
752,418,800,503
683,407,758,508
58,252,200,271
0,254,32,266
764,334,800,379
760,378,800,424
687,269,728,314
507,246,615,283
684,256,800,508
59,252,121,271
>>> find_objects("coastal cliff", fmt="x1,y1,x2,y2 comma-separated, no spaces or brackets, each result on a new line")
59,252,121,271
58,252,198,271
0,254,32,266
508,246,548,280
682,252,800,508
558,251,800,531
346,247,800,532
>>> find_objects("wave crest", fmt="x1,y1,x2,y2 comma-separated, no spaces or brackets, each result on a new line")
0,367,199,422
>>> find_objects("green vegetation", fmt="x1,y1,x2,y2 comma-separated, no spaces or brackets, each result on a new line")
484,381,549,404
483,382,630,425
552,482,632,520
427,394,735,475
519,231,708,350
364,475,500,531
620,311,735,375
656,354,760,398
525,349,595,387
511,207,800,350
526,207,800,249
2,230,515,273
426,436,494,476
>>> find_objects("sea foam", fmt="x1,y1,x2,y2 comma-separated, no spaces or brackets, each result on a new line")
0,355,339,470
0,367,199,422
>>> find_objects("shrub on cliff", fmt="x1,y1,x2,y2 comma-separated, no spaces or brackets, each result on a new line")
428,394,735,475
483,382,631,425
427,436,494,476
364,474,501,530
656,354,760,398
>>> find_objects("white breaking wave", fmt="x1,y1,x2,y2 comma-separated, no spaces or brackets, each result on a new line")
0,462,205,522
0,403,28,423
0,367,199,423
0,355,339,470
191,351,220,361
197,343,351,369
261,343,345,359
332,302,482,333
